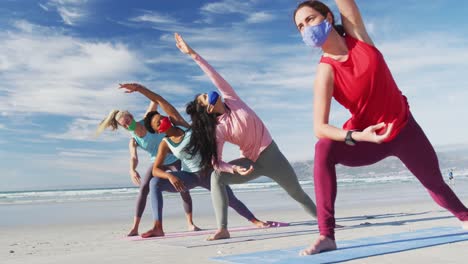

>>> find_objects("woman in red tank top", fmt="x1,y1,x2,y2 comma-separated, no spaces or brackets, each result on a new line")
294,0,468,255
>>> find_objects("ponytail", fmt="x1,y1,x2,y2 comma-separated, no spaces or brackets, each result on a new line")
96,109,124,136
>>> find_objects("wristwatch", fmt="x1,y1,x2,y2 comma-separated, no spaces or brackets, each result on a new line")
345,130,356,146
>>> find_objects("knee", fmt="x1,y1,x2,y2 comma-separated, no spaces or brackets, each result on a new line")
315,138,335,162
210,170,223,186
149,177,160,191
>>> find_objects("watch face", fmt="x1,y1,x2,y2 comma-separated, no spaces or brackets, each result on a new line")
345,131,356,146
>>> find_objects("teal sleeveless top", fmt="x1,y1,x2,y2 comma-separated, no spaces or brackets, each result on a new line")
164,129,201,173
130,120,178,164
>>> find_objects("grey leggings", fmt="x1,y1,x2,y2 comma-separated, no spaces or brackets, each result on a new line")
211,141,317,228
135,160,192,218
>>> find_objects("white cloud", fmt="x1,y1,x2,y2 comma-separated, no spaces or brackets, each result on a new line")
56,6,84,25
200,0,251,14
246,12,274,23
39,3,49,11
130,12,175,24
0,21,144,118
44,0,89,26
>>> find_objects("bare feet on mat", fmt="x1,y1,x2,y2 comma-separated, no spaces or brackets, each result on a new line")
207,228,230,241
252,219,270,228
141,229,165,238
300,235,337,255
127,229,139,237
188,224,201,231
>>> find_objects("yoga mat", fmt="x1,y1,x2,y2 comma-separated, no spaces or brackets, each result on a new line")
212,226,468,264
126,221,289,241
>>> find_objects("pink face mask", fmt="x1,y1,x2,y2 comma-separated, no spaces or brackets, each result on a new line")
157,116,173,133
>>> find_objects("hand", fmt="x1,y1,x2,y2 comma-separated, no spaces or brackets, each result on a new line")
174,33,195,56
168,175,186,192
359,122,394,144
234,165,254,176
119,83,145,93
130,170,141,186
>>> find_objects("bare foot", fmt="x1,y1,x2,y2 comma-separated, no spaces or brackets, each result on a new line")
188,224,201,231
462,221,468,230
207,228,230,241
252,219,270,228
127,229,139,237
300,235,337,255
141,229,164,238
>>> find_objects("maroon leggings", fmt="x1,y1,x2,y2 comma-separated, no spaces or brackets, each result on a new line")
314,114,468,239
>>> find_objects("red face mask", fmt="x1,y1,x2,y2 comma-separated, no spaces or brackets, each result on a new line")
157,116,173,133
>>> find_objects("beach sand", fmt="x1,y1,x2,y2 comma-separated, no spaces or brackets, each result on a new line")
2,181,468,264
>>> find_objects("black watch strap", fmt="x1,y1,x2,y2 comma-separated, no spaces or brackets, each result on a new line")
345,130,356,146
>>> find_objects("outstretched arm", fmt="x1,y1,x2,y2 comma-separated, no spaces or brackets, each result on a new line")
119,83,190,128
174,33,240,101
335,0,374,46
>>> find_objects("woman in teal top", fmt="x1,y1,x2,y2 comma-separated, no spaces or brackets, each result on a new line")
97,83,198,236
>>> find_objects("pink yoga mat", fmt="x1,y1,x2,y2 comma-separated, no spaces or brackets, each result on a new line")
125,221,289,241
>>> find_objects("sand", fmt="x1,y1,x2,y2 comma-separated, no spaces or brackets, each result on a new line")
2,181,468,264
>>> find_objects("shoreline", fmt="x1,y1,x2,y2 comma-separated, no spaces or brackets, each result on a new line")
2,180,468,263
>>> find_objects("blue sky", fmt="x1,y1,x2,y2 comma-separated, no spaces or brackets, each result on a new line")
1,0,468,191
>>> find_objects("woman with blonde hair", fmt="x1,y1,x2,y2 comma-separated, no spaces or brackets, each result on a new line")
97,83,198,236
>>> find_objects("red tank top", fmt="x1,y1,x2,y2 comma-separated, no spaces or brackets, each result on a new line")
320,35,409,142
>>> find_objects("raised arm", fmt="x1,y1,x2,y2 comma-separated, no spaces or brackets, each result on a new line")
152,140,186,192
174,33,240,101
335,0,374,46
144,100,158,118
119,83,190,128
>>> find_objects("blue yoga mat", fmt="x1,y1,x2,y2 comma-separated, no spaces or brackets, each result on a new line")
212,227,468,264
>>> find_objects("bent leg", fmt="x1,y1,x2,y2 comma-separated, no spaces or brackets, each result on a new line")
313,138,392,240
210,158,262,230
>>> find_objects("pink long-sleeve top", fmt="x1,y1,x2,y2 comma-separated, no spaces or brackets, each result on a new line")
193,54,273,173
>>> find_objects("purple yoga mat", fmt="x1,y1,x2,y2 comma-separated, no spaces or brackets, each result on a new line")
125,221,289,241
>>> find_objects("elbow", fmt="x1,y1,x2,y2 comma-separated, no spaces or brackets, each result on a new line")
313,125,326,139
152,165,161,178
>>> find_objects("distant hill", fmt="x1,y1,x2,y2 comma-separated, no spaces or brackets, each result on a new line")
290,147,468,182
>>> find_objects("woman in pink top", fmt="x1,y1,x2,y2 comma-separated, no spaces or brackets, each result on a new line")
174,33,317,241
294,0,468,255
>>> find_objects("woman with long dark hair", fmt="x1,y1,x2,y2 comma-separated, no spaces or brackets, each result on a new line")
177,33,317,241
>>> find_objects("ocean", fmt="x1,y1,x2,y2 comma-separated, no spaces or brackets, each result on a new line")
2,158,466,205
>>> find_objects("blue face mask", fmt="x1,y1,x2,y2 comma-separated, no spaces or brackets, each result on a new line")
302,19,332,48
208,91,219,105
